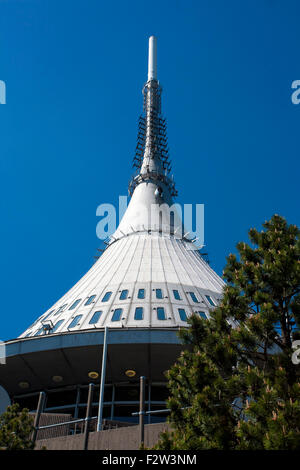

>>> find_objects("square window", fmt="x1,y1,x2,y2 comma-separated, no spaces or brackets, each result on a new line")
89,311,102,324
52,319,64,333
197,311,207,320
157,307,166,320
34,327,45,336
173,290,181,301
156,289,163,299
134,307,143,320
112,308,123,322
69,299,81,310
188,292,199,303
68,315,82,328
119,290,129,300
85,295,96,306
205,295,215,306
42,310,55,321
178,308,187,321
137,289,145,299
54,304,68,316
102,291,112,302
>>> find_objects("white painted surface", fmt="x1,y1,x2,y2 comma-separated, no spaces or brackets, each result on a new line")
148,36,157,81
20,233,224,337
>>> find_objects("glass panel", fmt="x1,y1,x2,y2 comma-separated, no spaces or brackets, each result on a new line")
89,311,102,324
151,385,169,401
113,406,139,424
138,289,145,299
134,307,143,320
188,292,199,303
54,304,68,316
197,311,207,320
80,385,112,405
45,389,78,409
178,308,187,321
69,299,81,310
111,308,123,322
68,315,82,328
157,307,166,320
42,310,55,321
34,327,45,336
102,291,112,302
119,290,128,300
85,295,96,306
205,295,215,306
52,320,64,333
115,385,139,401
156,289,163,299
173,290,181,300
17,394,42,412
28,317,42,330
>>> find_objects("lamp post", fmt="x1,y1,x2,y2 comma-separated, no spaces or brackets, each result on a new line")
139,376,146,447
97,326,108,432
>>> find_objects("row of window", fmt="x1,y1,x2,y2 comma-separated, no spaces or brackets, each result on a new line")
33,308,209,336
47,290,216,320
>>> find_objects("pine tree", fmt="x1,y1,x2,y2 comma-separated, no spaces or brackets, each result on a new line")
156,215,300,450
0,403,35,450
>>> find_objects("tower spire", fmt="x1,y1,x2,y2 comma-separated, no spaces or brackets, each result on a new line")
129,36,177,198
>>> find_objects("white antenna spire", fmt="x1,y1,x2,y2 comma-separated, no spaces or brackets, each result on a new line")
148,36,157,81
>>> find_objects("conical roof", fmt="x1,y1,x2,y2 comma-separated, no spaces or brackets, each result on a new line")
19,36,225,339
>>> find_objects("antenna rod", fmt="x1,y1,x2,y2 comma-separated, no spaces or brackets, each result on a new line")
148,36,157,81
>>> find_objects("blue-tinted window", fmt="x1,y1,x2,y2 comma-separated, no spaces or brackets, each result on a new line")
52,319,64,333
28,318,41,329
102,291,112,302
197,311,207,320
68,315,82,328
138,289,145,299
112,308,123,322
188,292,199,303
119,290,128,300
85,295,96,306
34,327,45,336
178,308,187,321
157,307,166,320
156,289,163,299
54,304,68,316
205,295,215,306
134,307,143,320
89,311,102,324
42,310,55,322
173,290,181,300
69,299,81,310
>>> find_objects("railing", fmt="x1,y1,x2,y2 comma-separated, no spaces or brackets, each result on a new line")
35,416,135,441
32,381,144,449
32,376,167,450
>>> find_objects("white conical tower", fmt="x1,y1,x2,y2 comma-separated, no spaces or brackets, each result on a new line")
19,36,224,339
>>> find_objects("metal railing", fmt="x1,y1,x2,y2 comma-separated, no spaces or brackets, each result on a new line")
32,375,171,449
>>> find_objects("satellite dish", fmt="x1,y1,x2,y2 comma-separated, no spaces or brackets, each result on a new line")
0,386,10,414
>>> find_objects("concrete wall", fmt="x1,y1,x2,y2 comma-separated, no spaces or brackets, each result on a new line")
35,422,171,450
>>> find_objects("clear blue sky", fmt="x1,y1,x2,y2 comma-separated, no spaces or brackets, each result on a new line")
1,0,299,340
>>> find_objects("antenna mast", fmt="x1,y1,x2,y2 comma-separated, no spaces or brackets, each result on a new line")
129,36,177,198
